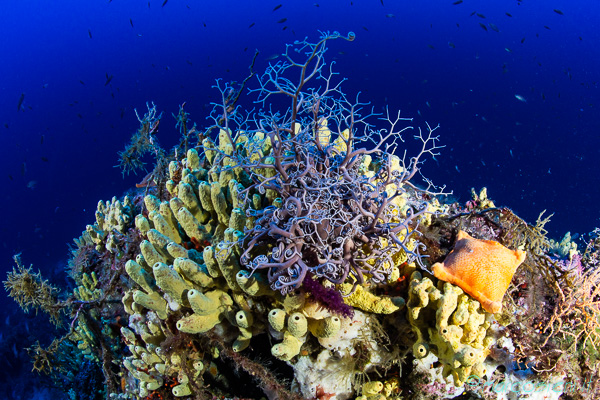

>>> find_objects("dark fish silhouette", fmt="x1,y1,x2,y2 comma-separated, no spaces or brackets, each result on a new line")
130,18,134,28
104,73,114,86
277,18,287,23
453,0,463,4
17,93,25,111
476,13,486,18
248,22,255,28
272,4,282,11
88,29,92,38
553,9,564,15
505,12,512,17
41,157,49,162
79,80,85,85
162,0,168,7
488,23,499,32
479,22,487,31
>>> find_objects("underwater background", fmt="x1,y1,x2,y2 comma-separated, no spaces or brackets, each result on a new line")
0,0,598,398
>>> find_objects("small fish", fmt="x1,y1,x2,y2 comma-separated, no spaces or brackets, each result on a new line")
470,11,476,16
21,162,26,176
479,22,488,31
41,156,48,162
448,41,455,48
120,109,125,119
130,18,134,28
248,22,255,28
553,9,564,15
362,26,369,31
282,26,288,31
40,135,44,144
266,54,279,61
79,80,85,85
509,149,514,158
203,22,207,27
453,0,463,4
520,37,525,43
3,123,8,129
514,94,527,102
186,59,193,65
88,29,92,39
455,165,461,173
272,4,282,11
426,101,431,108
162,0,168,6
380,0,384,5
544,25,551,30
488,23,499,32
17,93,25,111
505,47,512,53
27,181,37,189
505,12,513,17
313,3,319,7
476,13,486,18
427,44,435,49
104,73,113,86
386,14,395,18
277,18,287,23
148,1,150,8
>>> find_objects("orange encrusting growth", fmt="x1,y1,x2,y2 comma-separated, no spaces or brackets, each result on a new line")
432,230,526,313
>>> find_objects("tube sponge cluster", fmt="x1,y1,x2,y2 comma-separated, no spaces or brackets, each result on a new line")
407,271,495,386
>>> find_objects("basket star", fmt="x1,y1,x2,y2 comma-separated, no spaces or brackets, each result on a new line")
432,230,526,313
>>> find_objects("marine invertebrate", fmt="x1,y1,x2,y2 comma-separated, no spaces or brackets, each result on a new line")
4,253,62,325
208,32,448,295
432,230,526,313
407,271,495,386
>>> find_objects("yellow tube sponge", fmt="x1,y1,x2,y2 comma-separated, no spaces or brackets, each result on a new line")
178,182,209,224
210,181,229,226
235,310,254,329
187,289,232,315
287,312,308,337
236,270,270,297
268,308,286,332
307,316,342,339
125,260,157,294
133,290,168,319
340,283,404,314
153,262,192,306
147,229,174,261
173,257,213,287
407,271,494,386
140,240,167,267
148,210,179,243
167,242,188,259
271,331,303,361
215,242,241,292
201,246,221,278
176,312,223,334
175,207,210,242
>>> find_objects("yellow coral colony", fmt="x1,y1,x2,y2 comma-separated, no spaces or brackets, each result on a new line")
432,230,526,313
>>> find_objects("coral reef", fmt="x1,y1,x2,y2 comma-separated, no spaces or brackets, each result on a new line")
4,31,600,400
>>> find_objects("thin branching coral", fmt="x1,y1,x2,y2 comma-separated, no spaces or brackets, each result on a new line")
205,31,447,295
4,254,62,325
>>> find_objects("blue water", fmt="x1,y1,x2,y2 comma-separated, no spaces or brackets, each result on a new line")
0,0,598,397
